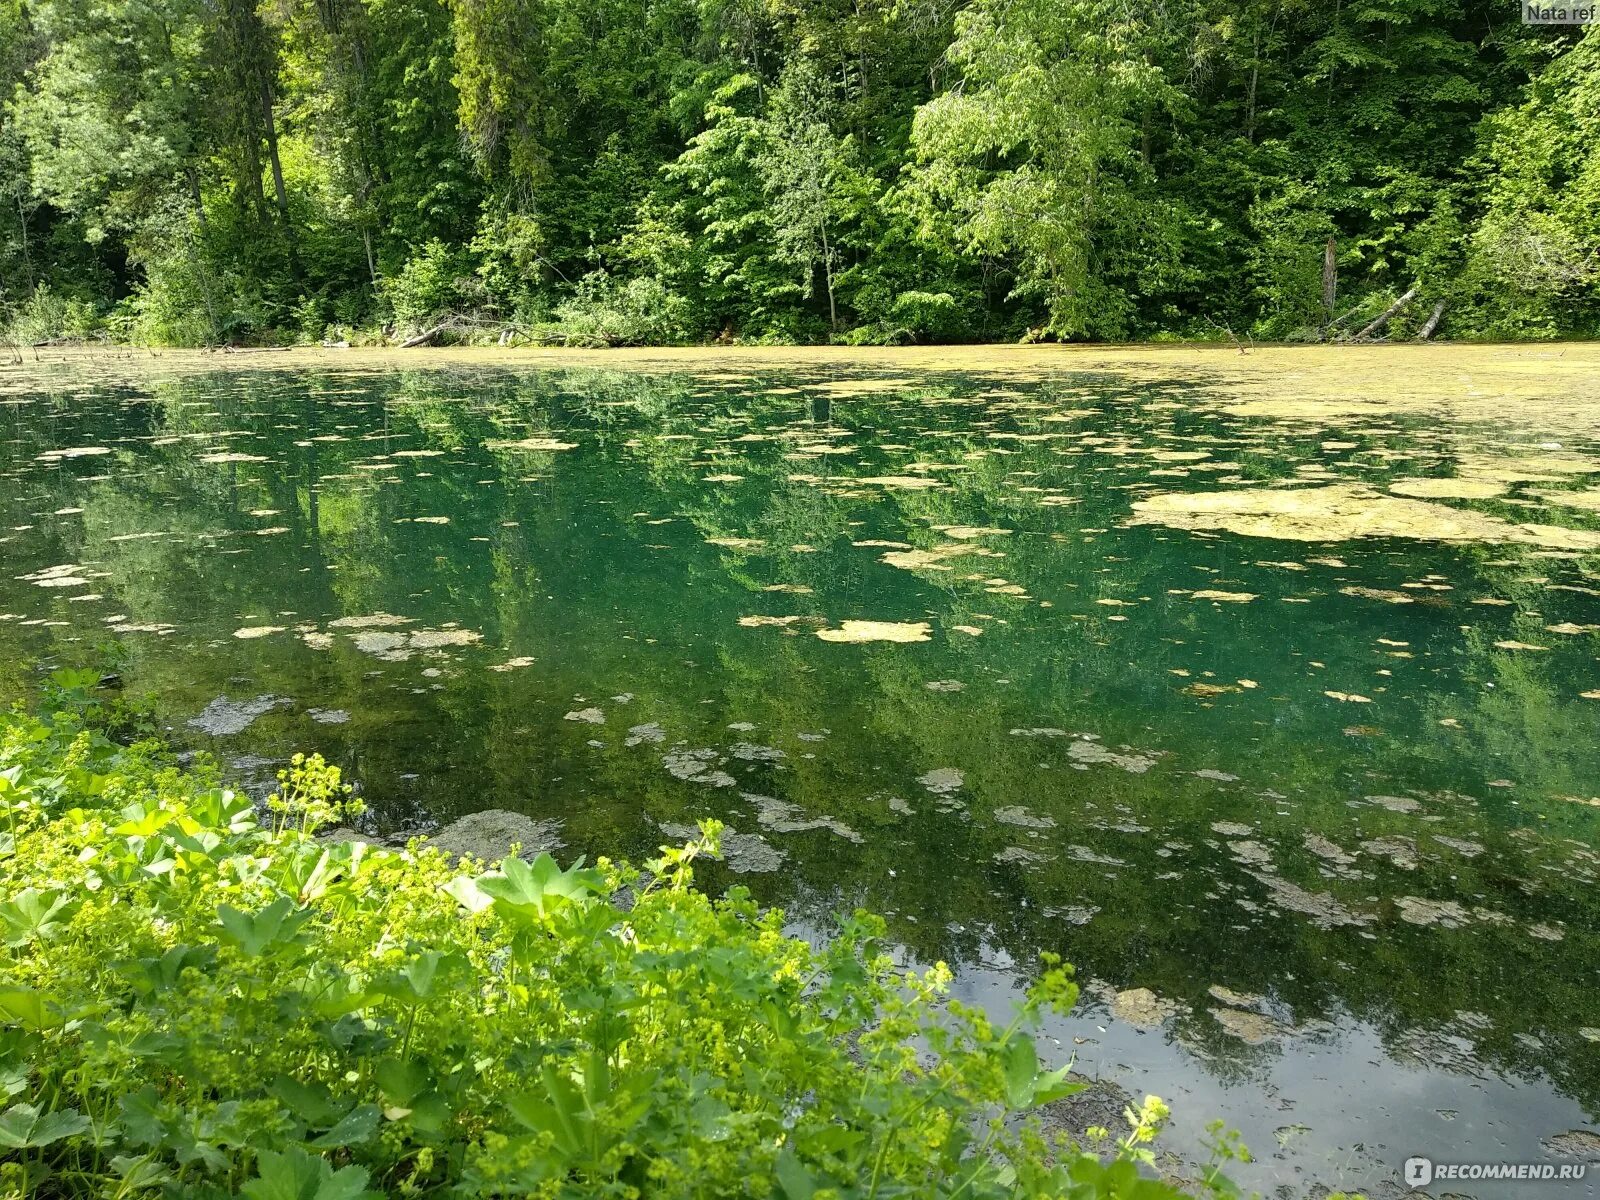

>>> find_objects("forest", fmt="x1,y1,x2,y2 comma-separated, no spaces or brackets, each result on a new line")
1,0,1597,347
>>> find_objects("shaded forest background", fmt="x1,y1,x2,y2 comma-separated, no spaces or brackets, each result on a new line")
1,0,1597,347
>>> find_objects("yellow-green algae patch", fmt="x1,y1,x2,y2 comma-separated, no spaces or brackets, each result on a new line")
1128,484,1600,550
815,620,932,644
1535,487,1600,513
1388,478,1507,500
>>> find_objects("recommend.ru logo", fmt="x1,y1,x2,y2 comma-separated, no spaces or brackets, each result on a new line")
1405,1155,1589,1188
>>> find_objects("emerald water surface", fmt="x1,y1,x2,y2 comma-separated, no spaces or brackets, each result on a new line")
3,346,1598,1194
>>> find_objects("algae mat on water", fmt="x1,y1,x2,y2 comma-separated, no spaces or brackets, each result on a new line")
2,343,1599,1196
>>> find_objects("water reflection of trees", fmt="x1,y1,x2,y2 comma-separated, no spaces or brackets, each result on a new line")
0,361,1596,1109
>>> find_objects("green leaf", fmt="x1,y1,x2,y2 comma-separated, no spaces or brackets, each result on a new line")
1001,1033,1040,1109
0,1101,93,1149
0,887,78,947
373,950,461,1003
0,986,60,1030
113,944,216,996
775,1149,818,1200
117,1086,168,1147
476,853,602,919
189,786,258,833
110,1154,172,1189
269,1077,345,1129
309,1104,380,1149
240,1147,377,1200
442,873,493,914
217,896,311,957
1030,1063,1086,1107
999,1033,1081,1109
375,1057,428,1108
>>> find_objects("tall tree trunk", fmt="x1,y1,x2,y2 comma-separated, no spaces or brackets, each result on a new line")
261,82,291,229
188,169,207,229
1244,27,1259,143
241,133,270,227
15,198,31,292
819,223,838,332
1322,237,1336,313
260,79,302,280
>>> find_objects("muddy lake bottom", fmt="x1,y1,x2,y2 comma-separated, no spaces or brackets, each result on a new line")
3,344,1599,1196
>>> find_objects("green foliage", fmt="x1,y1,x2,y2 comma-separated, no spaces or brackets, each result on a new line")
1460,28,1600,337
1,285,99,343
382,239,476,331
904,0,1189,340
0,0,1595,342
553,270,694,346
0,698,1253,1197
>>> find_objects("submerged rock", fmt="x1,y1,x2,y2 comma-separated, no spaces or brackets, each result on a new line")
1541,1130,1600,1159
1036,1074,1135,1146
1111,987,1185,1029
427,809,566,861
664,748,735,787
189,694,289,737
1209,1005,1291,1044
658,822,784,872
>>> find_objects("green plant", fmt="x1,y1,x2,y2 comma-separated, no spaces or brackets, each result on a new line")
2,286,99,344
382,241,476,332
554,271,694,346
0,696,1257,1197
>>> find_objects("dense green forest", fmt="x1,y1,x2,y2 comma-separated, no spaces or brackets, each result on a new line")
1,0,1597,346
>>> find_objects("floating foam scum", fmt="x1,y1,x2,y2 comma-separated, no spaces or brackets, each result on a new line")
878,542,1002,571
36,445,111,460
485,437,577,452
935,525,1012,539
1535,486,1600,512
854,475,946,490
12,342,1600,423
815,620,932,643
1388,478,1507,500
1127,483,1600,550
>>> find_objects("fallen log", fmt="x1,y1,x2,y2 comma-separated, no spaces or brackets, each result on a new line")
1415,300,1446,341
1352,285,1418,340
399,323,447,348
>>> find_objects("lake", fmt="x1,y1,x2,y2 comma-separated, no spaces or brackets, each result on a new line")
2,344,1598,1195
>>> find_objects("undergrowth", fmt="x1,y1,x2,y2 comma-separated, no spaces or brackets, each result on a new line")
0,674,1295,1198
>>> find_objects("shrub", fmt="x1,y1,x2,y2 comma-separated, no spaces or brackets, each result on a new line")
841,286,970,345
0,686,1261,1198
382,241,476,333
2,286,99,344
555,271,694,346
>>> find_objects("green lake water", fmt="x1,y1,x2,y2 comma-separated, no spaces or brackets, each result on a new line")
2,347,1598,1195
